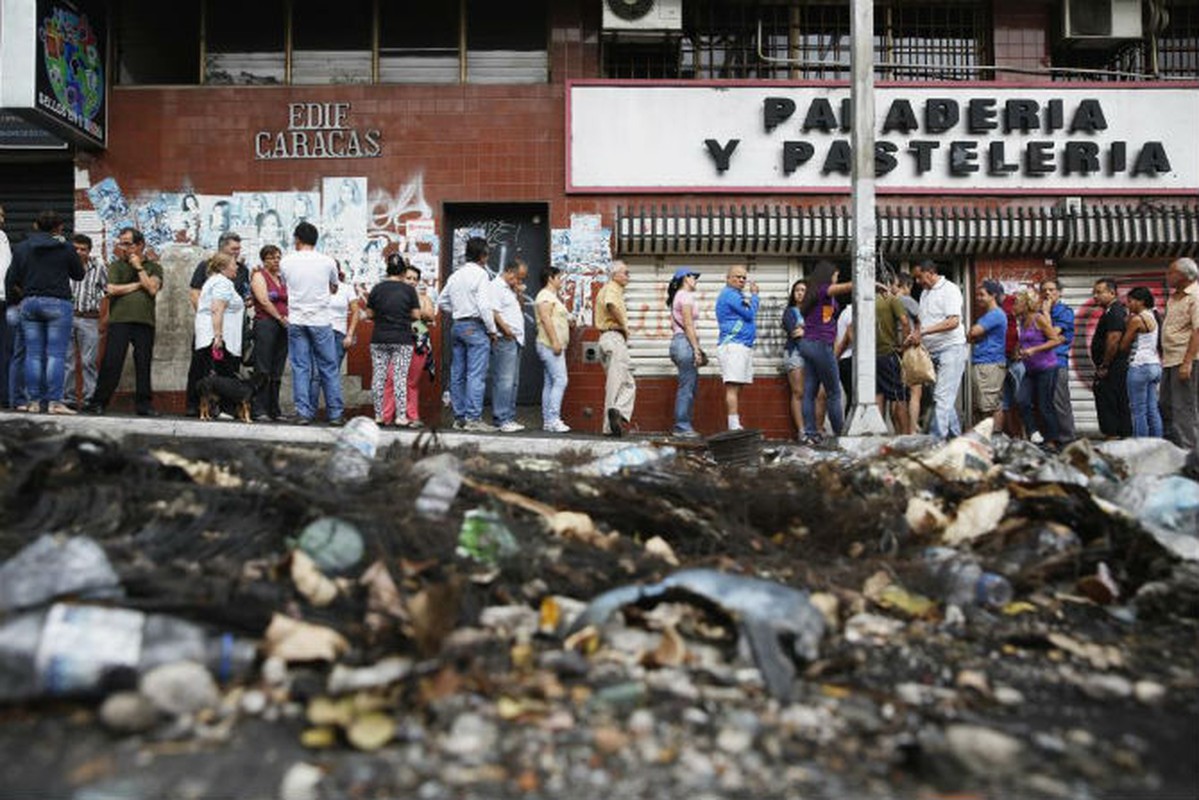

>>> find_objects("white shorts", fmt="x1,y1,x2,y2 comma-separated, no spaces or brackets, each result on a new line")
718,342,755,384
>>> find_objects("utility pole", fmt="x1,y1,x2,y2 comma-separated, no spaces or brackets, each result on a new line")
844,0,889,436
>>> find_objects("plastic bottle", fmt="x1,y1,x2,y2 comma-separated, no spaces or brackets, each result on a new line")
921,547,1013,609
0,603,258,703
328,417,379,484
457,508,520,565
576,445,678,477
0,535,122,613
414,453,465,519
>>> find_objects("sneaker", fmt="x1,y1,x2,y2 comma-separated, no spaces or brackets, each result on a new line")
253,414,271,423
498,421,525,433
453,418,467,430
81,402,104,415
295,416,313,426
328,417,346,427
463,419,497,433
672,428,701,439
217,411,235,421
546,420,571,433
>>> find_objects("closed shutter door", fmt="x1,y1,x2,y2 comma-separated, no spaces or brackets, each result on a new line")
0,159,75,245
623,259,796,377
1056,261,1171,434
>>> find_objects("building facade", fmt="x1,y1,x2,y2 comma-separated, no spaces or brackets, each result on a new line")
2,0,1196,435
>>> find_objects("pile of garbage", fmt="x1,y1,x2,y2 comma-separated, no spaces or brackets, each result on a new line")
0,418,1196,799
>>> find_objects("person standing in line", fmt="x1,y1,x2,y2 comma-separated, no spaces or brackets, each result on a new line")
490,258,528,433
1040,279,1077,443
84,227,163,416
193,252,247,419
536,267,571,433
834,303,854,418
5,211,84,414
968,280,1008,431
894,273,924,433
715,265,760,432
249,244,288,421
1013,288,1064,448
0,205,12,408
1160,257,1199,448
187,231,249,416
309,263,360,417
1119,286,1164,439
437,236,497,432
64,234,107,410
1089,278,1132,438
799,261,853,443
366,254,421,427
281,222,344,427
874,282,912,434
907,260,968,439
594,260,635,437
668,268,703,438
404,262,436,427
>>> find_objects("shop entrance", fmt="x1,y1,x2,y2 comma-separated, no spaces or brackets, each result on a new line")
0,157,74,243
443,203,550,407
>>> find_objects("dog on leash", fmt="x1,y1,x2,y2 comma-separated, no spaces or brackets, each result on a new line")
197,372,267,422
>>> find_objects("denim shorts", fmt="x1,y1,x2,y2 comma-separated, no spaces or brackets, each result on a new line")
782,349,804,374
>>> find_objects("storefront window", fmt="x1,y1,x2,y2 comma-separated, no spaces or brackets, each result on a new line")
116,0,199,84
291,0,372,85
204,0,285,85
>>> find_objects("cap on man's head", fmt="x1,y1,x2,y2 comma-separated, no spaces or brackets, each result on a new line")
981,279,1004,299
673,267,700,281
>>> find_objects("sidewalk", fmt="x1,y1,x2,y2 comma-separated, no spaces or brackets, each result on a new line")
0,410,646,458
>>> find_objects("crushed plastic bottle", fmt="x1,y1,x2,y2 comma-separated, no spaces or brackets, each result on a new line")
921,547,1013,609
295,517,365,574
413,453,464,519
456,508,520,565
328,417,379,484
0,603,258,703
0,534,122,612
575,445,677,477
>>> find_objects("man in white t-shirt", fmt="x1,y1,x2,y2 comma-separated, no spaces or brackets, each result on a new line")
907,260,967,438
437,236,497,431
281,222,344,425
490,259,527,432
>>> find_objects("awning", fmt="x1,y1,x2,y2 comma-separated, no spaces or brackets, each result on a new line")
614,203,1198,259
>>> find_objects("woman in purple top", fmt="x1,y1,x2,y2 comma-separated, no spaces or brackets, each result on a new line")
1013,289,1064,448
797,260,853,442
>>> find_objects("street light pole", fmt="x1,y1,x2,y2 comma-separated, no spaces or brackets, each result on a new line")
844,0,889,436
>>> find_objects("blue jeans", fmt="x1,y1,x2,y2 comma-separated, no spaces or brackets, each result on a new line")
20,296,73,405
310,332,346,413
536,341,568,426
1002,359,1025,411
289,324,344,420
669,333,698,432
490,337,520,425
929,344,967,438
800,339,843,436
6,303,27,408
1127,362,1164,438
450,319,491,421
1018,366,1060,443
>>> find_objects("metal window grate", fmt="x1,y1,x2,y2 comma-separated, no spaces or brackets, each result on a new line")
1159,1,1199,76
602,1,991,81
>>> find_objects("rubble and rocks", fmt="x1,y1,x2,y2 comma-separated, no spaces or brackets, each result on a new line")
0,420,1196,799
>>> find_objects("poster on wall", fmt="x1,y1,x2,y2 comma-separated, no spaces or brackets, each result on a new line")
35,0,106,148
320,177,368,282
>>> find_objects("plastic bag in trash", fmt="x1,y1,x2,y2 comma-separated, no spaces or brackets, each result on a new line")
0,535,122,612
563,569,825,701
1111,475,1199,561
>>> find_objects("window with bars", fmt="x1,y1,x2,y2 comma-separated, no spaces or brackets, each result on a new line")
602,0,991,81
1053,1,1199,80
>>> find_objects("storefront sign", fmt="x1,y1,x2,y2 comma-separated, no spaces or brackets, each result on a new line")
255,103,382,160
568,82,1199,194
0,0,107,149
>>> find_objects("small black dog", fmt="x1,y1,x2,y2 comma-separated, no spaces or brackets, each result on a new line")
197,371,268,422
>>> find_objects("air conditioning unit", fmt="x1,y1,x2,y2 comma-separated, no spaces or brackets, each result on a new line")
1062,0,1143,40
602,0,683,32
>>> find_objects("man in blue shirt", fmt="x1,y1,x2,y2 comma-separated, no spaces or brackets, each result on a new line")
1040,279,1077,442
715,265,759,431
968,280,1008,430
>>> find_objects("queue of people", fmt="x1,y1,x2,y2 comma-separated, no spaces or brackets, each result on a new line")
1,206,1195,449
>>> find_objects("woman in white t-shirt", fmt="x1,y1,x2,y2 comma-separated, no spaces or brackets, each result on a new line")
1119,286,1163,438
535,267,571,432
667,268,703,437
193,253,246,416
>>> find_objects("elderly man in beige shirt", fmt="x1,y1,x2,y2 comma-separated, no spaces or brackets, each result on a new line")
594,260,635,436
1161,257,1199,449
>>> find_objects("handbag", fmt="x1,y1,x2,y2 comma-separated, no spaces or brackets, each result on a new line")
901,344,936,386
